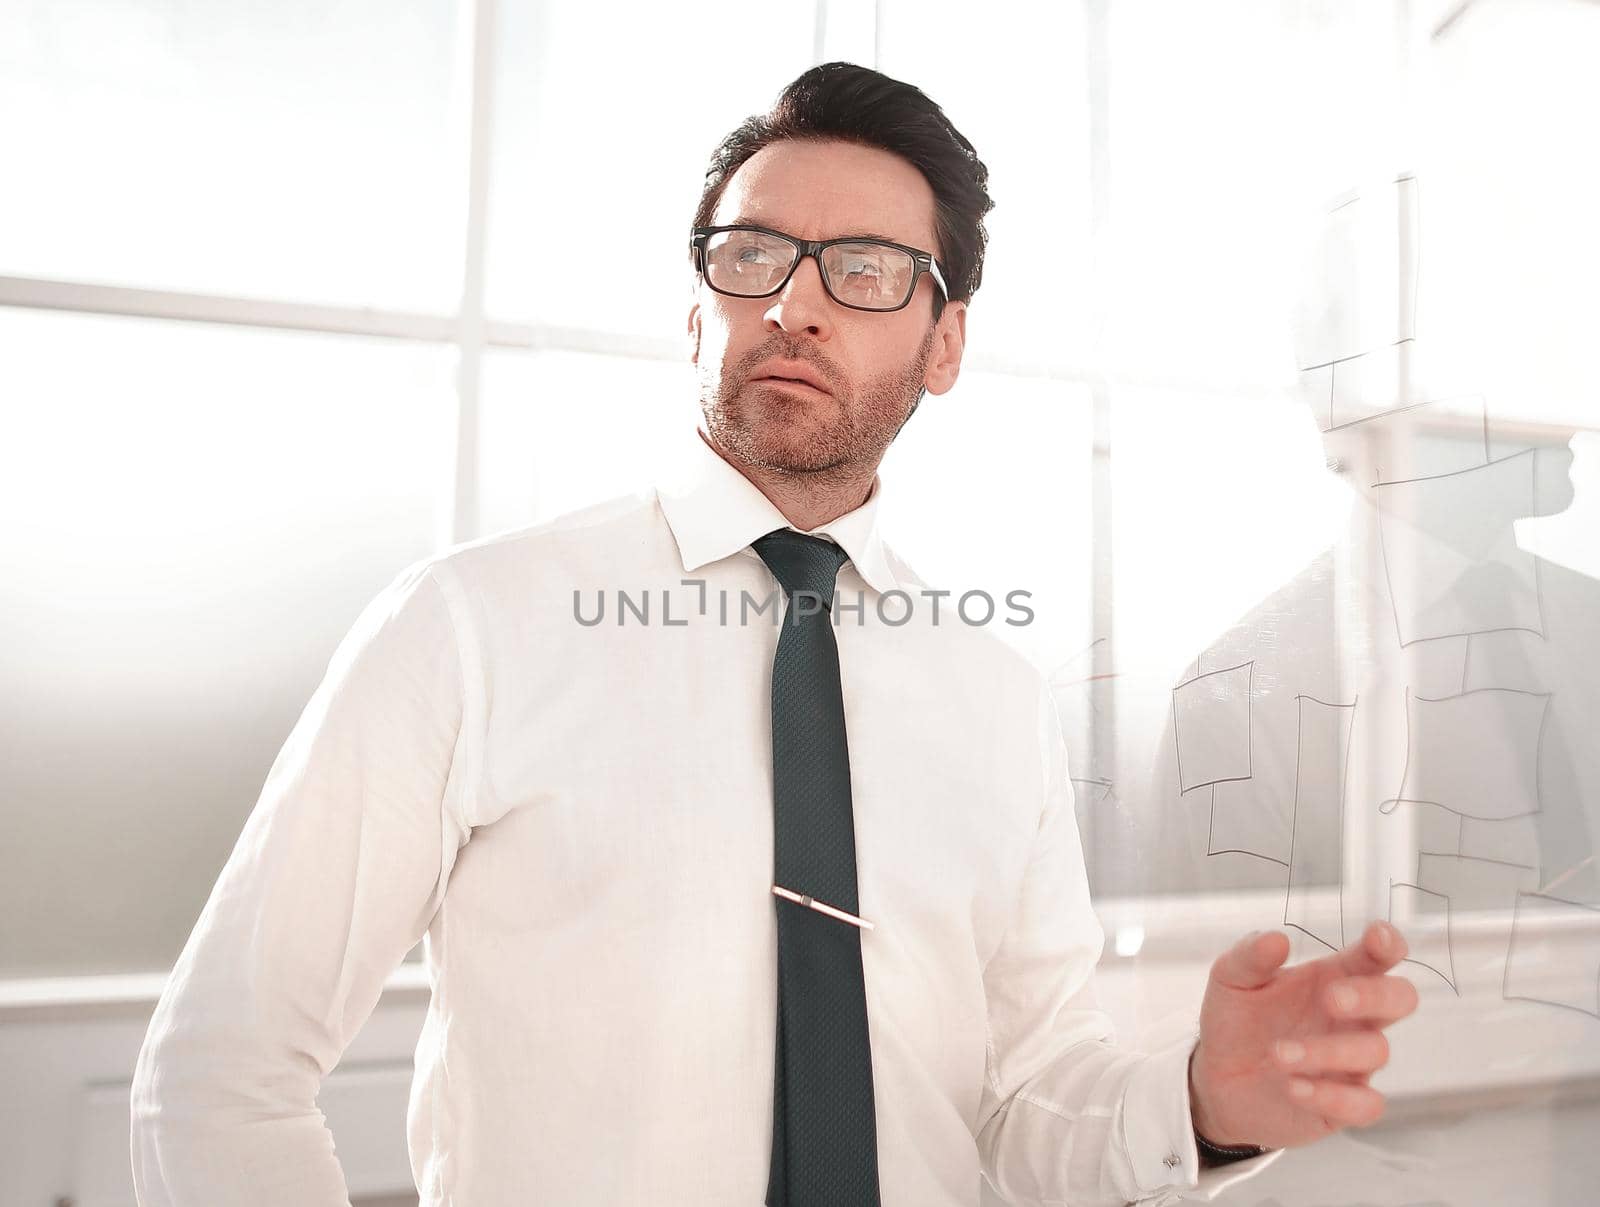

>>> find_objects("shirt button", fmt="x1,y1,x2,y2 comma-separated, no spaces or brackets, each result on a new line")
1163,1152,1181,1169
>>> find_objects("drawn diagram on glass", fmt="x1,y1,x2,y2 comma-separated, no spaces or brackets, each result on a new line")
1381,685,1550,820
1417,849,1539,905
1458,812,1543,871
1374,448,1547,646
1502,891,1600,1020
1049,636,1120,812
1071,776,1115,807
1204,779,1291,867
1321,392,1493,486
1387,880,1458,994
1322,340,1411,432
1293,175,1420,384
1285,694,1356,953
1171,660,1254,796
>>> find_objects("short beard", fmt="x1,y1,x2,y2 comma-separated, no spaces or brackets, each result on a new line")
700,325,936,482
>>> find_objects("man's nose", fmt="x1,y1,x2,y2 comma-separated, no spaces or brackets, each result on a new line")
763,254,833,339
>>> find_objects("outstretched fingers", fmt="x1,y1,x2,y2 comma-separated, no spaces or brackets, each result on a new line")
1322,972,1420,1026
1332,920,1409,978
1212,928,1293,990
1286,1075,1388,1128
1273,1030,1391,1077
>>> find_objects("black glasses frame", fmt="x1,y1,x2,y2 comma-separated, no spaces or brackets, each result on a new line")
689,223,950,314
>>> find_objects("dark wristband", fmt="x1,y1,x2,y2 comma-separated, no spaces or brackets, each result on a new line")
1193,1129,1269,1165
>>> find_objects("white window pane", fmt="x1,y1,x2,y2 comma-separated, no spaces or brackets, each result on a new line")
477,348,701,531
1411,0,1600,427
485,1,818,330
1101,1,1402,389
877,0,1095,371
879,372,1095,674
0,308,454,976
0,1,463,310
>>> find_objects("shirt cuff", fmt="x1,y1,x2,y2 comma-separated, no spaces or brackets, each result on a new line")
1120,1032,1288,1204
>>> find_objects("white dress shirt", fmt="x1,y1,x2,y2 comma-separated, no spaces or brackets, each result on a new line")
131,425,1280,1206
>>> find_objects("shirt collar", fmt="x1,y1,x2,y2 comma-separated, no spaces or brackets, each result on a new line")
655,427,901,595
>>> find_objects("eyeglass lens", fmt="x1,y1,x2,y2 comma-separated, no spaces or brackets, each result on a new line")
703,228,918,310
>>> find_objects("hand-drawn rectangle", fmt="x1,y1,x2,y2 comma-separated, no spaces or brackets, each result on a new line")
1172,661,1254,795
1286,695,1356,951
1386,687,1549,821
1503,891,1600,1019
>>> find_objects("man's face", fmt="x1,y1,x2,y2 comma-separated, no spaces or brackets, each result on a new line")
688,138,966,477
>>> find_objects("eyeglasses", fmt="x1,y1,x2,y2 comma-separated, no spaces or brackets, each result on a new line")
690,223,949,313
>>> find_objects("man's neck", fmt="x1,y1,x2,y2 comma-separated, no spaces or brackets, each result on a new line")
700,429,877,533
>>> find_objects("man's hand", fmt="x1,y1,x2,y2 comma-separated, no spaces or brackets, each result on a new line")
1188,920,1420,1150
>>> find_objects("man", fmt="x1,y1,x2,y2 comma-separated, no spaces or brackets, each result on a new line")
131,62,1419,1206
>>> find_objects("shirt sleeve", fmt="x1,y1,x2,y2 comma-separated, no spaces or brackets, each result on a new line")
129,557,478,1206
974,676,1283,1206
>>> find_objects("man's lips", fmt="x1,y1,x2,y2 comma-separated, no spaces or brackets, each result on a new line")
750,359,833,395
753,375,832,398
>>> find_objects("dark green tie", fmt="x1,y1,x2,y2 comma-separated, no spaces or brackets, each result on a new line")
752,528,881,1207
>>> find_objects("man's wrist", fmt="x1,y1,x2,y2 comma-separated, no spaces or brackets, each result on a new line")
1188,1044,1269,1165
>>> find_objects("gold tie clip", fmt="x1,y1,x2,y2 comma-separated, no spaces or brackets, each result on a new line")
771,883,875,930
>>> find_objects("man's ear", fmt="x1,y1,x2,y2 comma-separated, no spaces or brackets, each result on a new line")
922,300,967,396
687,301,701,365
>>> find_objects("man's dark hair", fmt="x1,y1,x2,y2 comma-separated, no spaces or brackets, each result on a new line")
692,61,994,323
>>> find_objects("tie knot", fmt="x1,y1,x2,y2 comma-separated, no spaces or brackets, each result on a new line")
752,528,850,604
